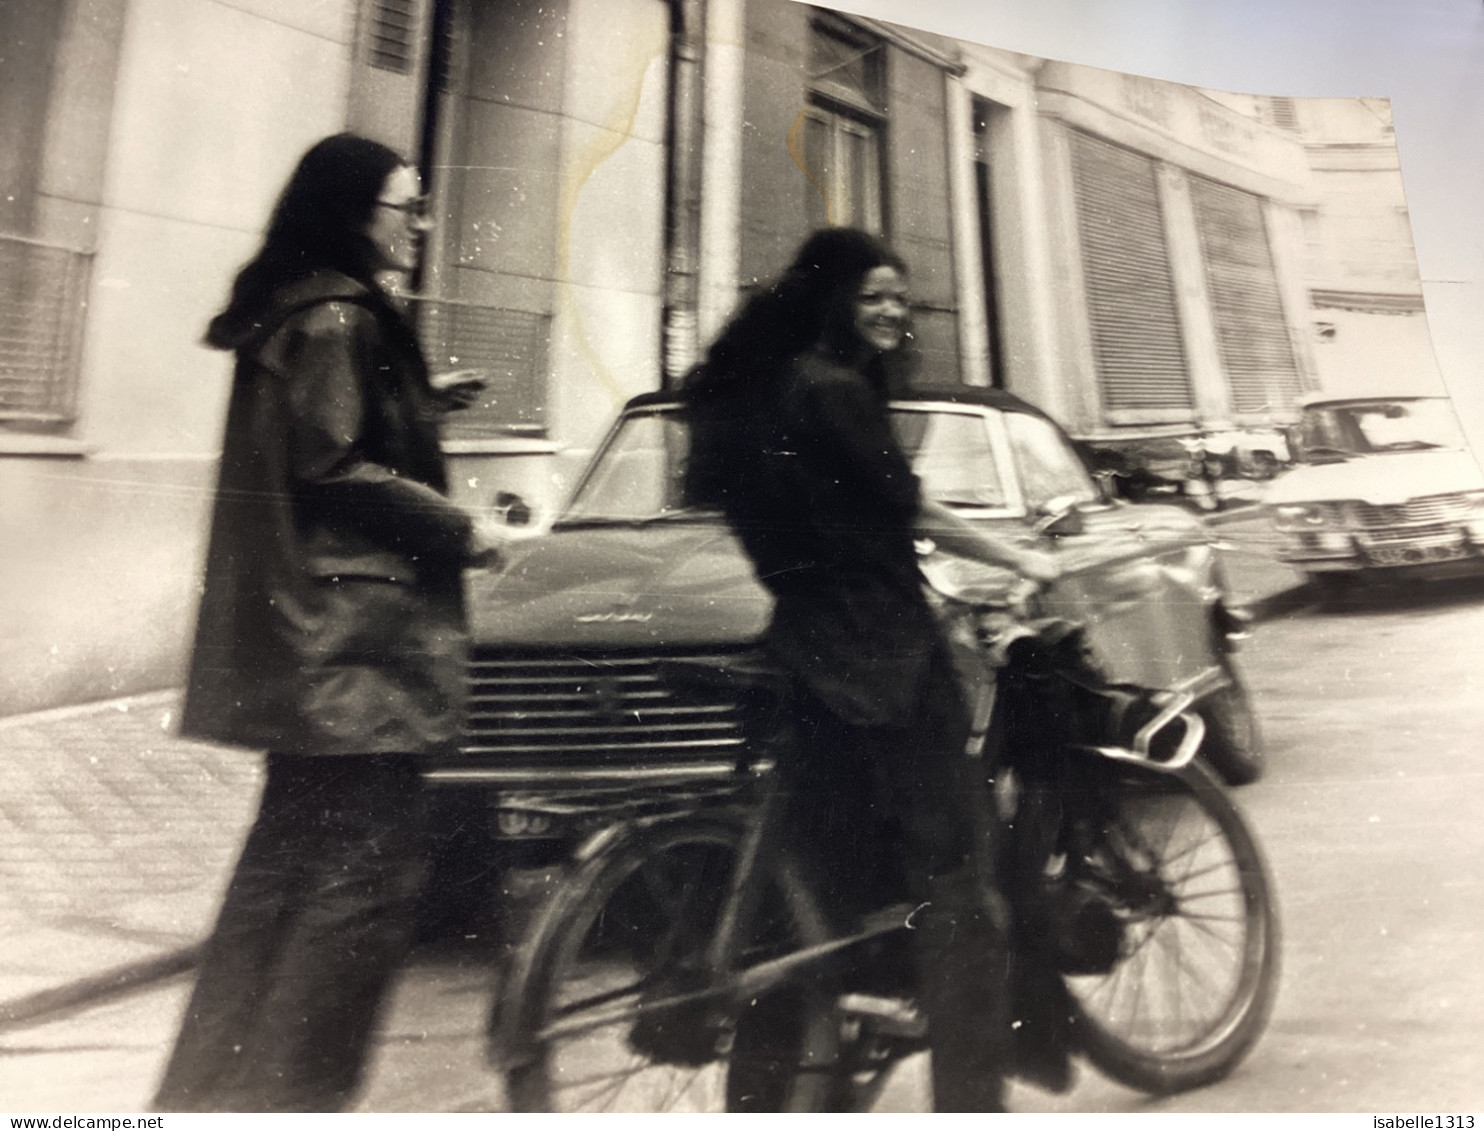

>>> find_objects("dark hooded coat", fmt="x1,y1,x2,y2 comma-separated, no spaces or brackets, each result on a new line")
180,270,473,756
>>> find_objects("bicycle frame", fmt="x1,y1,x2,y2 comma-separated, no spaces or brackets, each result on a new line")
495,770,903,1056
493,615,1215,1061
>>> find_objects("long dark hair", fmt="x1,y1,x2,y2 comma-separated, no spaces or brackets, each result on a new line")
683,227,911,508
205,133,407,348
687,227,908,404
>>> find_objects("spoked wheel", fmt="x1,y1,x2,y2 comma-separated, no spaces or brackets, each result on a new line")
1064,759,1280,1094
496,817,841,1112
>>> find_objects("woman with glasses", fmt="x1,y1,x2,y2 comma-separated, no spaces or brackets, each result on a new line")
153,133,502,1112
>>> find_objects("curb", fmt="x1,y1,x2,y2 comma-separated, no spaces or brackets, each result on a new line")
0,688,178,731
0,944,201,1032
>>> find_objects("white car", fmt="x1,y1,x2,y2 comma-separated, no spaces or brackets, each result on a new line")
1267,395,1484,588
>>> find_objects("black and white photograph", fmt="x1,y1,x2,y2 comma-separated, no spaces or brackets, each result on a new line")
1,0,1481,1115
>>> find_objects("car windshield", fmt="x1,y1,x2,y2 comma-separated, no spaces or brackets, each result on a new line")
561,411,692,523
1002,412,1100,510
1294,399,1466,459
561,402,1097,524
890,409,1008,509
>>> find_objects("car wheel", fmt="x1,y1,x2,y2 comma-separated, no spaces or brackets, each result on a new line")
1198,659,1265,786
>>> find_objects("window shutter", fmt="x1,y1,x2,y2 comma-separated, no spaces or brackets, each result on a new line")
413,299,550,436
368,0,418,74
1266,96,1300,132
0,237,92,424
1069,131,1193,420
347,0,430,155
1189,176,1302,416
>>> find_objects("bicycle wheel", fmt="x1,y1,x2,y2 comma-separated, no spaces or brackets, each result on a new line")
496,816,841,1112
1064,759,1280,1094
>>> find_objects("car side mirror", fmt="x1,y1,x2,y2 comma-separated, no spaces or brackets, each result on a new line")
1033,495,1086,537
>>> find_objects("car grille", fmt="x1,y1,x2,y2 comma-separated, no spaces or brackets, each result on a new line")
460,648,750,765
1349,493,1470,530
1356,523,1458,546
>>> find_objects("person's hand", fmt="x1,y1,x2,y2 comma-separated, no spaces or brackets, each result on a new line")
1015,547,1060,586
430,369,489,411
467,516,509,571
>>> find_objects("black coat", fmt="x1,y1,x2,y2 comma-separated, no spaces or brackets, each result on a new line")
690,347,943,727
181,271,474,756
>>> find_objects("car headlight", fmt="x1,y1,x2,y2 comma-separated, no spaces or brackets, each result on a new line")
1273,503,1328,531
1463,492,1484,539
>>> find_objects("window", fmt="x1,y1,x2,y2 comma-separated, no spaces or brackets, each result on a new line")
367,0,419,74
1189,176,1303,416
0,238,92,427
1,2,89,430
1069,131,1194,422
1265,96,1300,133
797,16,885,232
799,106,882,231
405,0,563,438
1298,399,1465,458
411,297,551,438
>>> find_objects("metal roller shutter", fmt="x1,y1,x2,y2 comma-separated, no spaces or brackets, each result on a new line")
1069,131,1193,419
1189,176,1302,416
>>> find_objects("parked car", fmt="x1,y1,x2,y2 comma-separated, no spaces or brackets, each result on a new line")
1266,394,1484,589
428,386,1265,878
1080,427,1290,511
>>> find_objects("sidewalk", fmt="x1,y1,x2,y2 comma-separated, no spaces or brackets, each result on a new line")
0,694,260,1025
0,504,1307,1031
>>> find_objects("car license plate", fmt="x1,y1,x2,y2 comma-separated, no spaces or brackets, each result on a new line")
1366,540,1470,566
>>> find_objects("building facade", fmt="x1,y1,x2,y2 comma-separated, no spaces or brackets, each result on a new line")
0,0,1444,714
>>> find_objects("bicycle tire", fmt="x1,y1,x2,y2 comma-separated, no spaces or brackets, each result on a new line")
494,815,841,1112
1065,758,1280,1094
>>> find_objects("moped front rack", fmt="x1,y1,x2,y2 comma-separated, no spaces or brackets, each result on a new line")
1079,664,1225,772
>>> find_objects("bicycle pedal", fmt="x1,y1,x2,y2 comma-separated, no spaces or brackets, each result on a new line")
837,992,927,1039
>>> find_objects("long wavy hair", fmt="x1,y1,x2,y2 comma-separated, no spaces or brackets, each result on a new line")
204,133,407,349
683,227,912,508
687,227,909,404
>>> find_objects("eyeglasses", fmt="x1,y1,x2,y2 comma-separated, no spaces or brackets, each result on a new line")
376,196,431,220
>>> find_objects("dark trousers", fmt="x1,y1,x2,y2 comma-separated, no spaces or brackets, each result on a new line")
774,648,1012,1112
153,753,431,1113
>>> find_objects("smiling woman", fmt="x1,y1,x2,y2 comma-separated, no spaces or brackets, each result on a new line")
678,227,1062,1111
852,265,910,353
367,167,433,276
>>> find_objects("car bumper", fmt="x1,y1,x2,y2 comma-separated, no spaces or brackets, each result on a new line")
1278,526,1484,578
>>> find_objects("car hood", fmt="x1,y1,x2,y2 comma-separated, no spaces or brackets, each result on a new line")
465,521,770,649
1265,449,1484,506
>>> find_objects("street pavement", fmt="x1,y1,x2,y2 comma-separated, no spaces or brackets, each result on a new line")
0,695,258,1023
0,499,1304,1107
